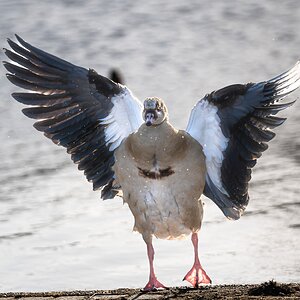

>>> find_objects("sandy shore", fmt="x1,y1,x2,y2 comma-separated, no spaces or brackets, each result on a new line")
0,281,299,300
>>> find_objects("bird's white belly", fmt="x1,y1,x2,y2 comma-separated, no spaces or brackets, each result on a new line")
128,180,201,240
136,182,192,239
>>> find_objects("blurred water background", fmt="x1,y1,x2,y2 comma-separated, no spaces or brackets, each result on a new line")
0,0,299,292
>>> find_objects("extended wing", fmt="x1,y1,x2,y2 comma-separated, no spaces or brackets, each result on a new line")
3,35,143,198
187,62,300,219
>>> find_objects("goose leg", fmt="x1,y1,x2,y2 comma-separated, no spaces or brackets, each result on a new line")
143,239,166,291
183,232,211,287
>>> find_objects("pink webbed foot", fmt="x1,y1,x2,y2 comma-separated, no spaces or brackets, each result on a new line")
183,262,212,287
143,276,167,291
143,241,167,291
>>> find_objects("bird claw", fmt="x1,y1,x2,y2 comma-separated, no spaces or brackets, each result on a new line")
143,277,167,291
183,263,211,288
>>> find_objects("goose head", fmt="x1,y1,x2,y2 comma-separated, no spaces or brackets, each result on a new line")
143,97,168,127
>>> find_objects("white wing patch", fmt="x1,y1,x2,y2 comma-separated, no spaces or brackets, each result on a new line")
186,99,229,195
100,87,144,151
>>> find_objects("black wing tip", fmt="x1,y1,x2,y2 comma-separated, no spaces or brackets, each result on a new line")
286,100,297,107
3,61,18,73
2,61,9,68
14,34,30,50
225,207,244,220
15,34,24,44
6,73,14,80
7,37,17,47
7,37,13,44
280,117,287,123
6,35,26,53
204,176,249,220
11,92,22,102
258,100,296,114
21,107,32,118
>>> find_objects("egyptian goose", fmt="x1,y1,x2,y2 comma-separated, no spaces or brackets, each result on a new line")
3,35,300,291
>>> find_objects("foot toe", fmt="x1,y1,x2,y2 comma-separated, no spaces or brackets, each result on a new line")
143,278,167,291
183,267,211,287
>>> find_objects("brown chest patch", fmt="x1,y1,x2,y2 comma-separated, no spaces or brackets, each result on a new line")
138,166,175,179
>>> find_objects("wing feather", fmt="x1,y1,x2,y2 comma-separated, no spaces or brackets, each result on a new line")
187,62,300,219
4,35,143,196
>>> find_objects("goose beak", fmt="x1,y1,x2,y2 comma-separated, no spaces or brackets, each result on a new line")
145,111,156,126
145,112,155,126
